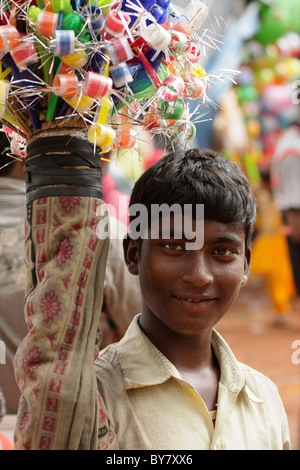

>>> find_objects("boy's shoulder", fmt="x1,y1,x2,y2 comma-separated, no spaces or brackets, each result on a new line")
234,360,288,421
212,330,283,405
238,361,281,398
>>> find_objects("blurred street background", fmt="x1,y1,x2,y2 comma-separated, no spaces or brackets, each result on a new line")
218,278,300,450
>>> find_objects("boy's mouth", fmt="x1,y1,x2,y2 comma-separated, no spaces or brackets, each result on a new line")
173,295,215,303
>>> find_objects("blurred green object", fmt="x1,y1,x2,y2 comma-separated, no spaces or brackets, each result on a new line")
255,0,300,45
242,152,261,185
236,85,260,103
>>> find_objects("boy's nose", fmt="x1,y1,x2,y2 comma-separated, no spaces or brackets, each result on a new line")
181,252,214,287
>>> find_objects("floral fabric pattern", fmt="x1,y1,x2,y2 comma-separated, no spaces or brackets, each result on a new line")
14,196,114,450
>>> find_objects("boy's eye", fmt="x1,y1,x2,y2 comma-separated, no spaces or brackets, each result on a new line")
213,247,235,256
163,242,185,251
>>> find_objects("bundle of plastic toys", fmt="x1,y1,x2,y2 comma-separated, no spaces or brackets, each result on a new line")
0,0,236,154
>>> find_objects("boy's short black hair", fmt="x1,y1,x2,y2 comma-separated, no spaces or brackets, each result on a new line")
129,148,257,249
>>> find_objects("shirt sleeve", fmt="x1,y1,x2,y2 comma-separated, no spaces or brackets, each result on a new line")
14,195,115,450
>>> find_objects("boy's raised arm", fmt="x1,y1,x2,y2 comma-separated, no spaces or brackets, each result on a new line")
14,133,115,450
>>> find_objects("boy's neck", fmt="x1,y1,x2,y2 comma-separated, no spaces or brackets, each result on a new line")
138,314,215,371
138,314,220,411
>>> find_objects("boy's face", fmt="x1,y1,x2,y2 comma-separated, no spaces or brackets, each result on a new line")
124,216,251,339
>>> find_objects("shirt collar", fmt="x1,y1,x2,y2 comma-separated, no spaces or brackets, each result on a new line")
117,315,263,404
118,315,181,389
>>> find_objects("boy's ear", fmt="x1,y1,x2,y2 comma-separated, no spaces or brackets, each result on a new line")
123,235,139,275
242,247,252,286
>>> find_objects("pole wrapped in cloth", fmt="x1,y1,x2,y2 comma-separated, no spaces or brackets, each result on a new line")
14,131,115,450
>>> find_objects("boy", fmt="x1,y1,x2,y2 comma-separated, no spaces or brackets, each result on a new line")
14,144,290,450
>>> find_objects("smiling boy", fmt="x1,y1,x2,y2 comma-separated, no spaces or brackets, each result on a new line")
14,145,290,450
94,148,290,449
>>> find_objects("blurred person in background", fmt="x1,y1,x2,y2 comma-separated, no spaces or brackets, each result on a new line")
271,119,300,307
251,169,295,325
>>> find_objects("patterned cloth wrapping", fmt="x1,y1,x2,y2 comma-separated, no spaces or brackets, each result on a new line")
14,195,114,450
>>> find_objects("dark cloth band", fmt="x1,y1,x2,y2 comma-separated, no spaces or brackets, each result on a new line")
24,135,103,204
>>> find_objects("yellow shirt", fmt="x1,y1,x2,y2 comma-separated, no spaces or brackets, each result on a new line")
95,315,291,450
